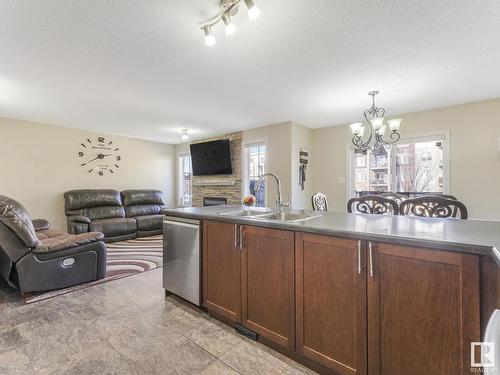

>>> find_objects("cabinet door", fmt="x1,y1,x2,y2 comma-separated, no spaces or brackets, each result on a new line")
367,242,480,375
241,226,295,350
296,233,367,375
203,220,241,323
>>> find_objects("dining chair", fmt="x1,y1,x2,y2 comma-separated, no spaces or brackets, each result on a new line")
399,195,468,219
347,195,399,215
311,192,328,211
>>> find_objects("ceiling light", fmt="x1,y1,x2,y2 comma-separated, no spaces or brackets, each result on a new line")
222,14,237,36
181,129,189,141
244,0,260,20
350,91,402,153
199,0,260,45
203,26,216,46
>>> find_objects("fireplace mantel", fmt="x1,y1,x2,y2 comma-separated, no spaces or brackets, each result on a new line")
193,180,237,187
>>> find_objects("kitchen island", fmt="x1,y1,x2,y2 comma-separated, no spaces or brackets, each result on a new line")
164,205,500,375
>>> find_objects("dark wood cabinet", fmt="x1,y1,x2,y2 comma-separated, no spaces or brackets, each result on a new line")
202,221,484,375
295,233,367,375
202,220,241,323
367,242,480,375
241,225,295,350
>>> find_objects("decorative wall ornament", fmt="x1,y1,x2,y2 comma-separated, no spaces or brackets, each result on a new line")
78,136,121,176
350,91,402,153
299,150,308,191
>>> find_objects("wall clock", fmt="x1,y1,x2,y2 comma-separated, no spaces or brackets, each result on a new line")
78,136,121,176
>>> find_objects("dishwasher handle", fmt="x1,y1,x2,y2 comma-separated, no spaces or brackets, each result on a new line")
164,220,200,229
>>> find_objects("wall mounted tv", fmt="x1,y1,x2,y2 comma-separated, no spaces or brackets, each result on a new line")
190,139,233,176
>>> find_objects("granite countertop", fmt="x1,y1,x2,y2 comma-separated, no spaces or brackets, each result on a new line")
164,205,500,267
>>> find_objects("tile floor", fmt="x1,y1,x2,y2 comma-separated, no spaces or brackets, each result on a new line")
0,269,316,374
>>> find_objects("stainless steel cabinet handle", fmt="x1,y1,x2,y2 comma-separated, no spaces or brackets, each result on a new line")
357,240,362,274
368,242,374,277
234,224,238,248
239,225,244,249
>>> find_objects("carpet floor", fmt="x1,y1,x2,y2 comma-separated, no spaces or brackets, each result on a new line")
23,235,163,304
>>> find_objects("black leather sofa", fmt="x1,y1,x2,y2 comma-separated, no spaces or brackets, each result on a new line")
64,189,166,242
0,195,106,292
121,190,166,237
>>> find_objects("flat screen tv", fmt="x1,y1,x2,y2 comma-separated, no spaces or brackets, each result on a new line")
190,139,233,176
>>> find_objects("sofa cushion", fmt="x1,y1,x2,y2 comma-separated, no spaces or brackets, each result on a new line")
89,218,136,238
82,206,126,220
125,204,166,218
135,215,164,232
34,232,104,253
0,195,39,248
121,190,165,207
36,228,69,240
64,190,122,212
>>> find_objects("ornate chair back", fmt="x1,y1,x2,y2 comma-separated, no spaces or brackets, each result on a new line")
312,192,328,211
399,195,468,219
347,195,399,215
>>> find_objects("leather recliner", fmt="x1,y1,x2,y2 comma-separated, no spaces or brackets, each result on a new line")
64,189,137,242
121,189,167,237
0,195,106,292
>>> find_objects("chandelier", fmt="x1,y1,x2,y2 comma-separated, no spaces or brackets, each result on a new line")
200,0,260,46
350,91,402,153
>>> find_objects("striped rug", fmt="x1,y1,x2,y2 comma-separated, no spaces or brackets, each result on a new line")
23,235,163,304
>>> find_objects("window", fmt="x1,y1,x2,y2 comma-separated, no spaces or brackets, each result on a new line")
243,142,266,207
178,153,192,206
352,146,391,194
349,134,448,197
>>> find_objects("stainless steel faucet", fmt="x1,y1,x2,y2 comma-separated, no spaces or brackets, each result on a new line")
257,173,289,212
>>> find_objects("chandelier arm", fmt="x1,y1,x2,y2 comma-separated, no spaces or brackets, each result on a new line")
376,131,401,147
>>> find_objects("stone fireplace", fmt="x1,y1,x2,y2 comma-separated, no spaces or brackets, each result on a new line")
191,131,242,207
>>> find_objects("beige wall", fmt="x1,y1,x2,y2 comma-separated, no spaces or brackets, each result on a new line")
311,98,500,220
0,117,176,230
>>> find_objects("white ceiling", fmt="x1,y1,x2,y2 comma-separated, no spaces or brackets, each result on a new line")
1,1,500,144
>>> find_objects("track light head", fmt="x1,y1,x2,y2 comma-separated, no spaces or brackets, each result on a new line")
222,13,237,36
181,129,189,141
244,0,260,20
203,25,216,46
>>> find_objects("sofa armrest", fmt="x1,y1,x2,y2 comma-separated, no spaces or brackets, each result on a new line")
32,219,50,232
34,231,104,253
67,215,91,224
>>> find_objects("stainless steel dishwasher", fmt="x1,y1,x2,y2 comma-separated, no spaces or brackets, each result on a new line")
163,216,201,306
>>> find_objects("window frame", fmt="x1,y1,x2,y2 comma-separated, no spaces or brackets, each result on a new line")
347,131,450,200
242,139,268,207
177,152,192,207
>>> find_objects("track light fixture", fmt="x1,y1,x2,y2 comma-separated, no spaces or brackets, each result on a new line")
199,0,260,46
222,14,237,36
181,129,189,141
244,0,260,20
203,26,216,46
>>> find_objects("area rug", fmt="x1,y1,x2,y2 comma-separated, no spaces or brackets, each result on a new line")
23,235,163,304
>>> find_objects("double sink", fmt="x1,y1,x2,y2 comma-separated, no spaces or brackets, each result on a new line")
220,208,321,223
